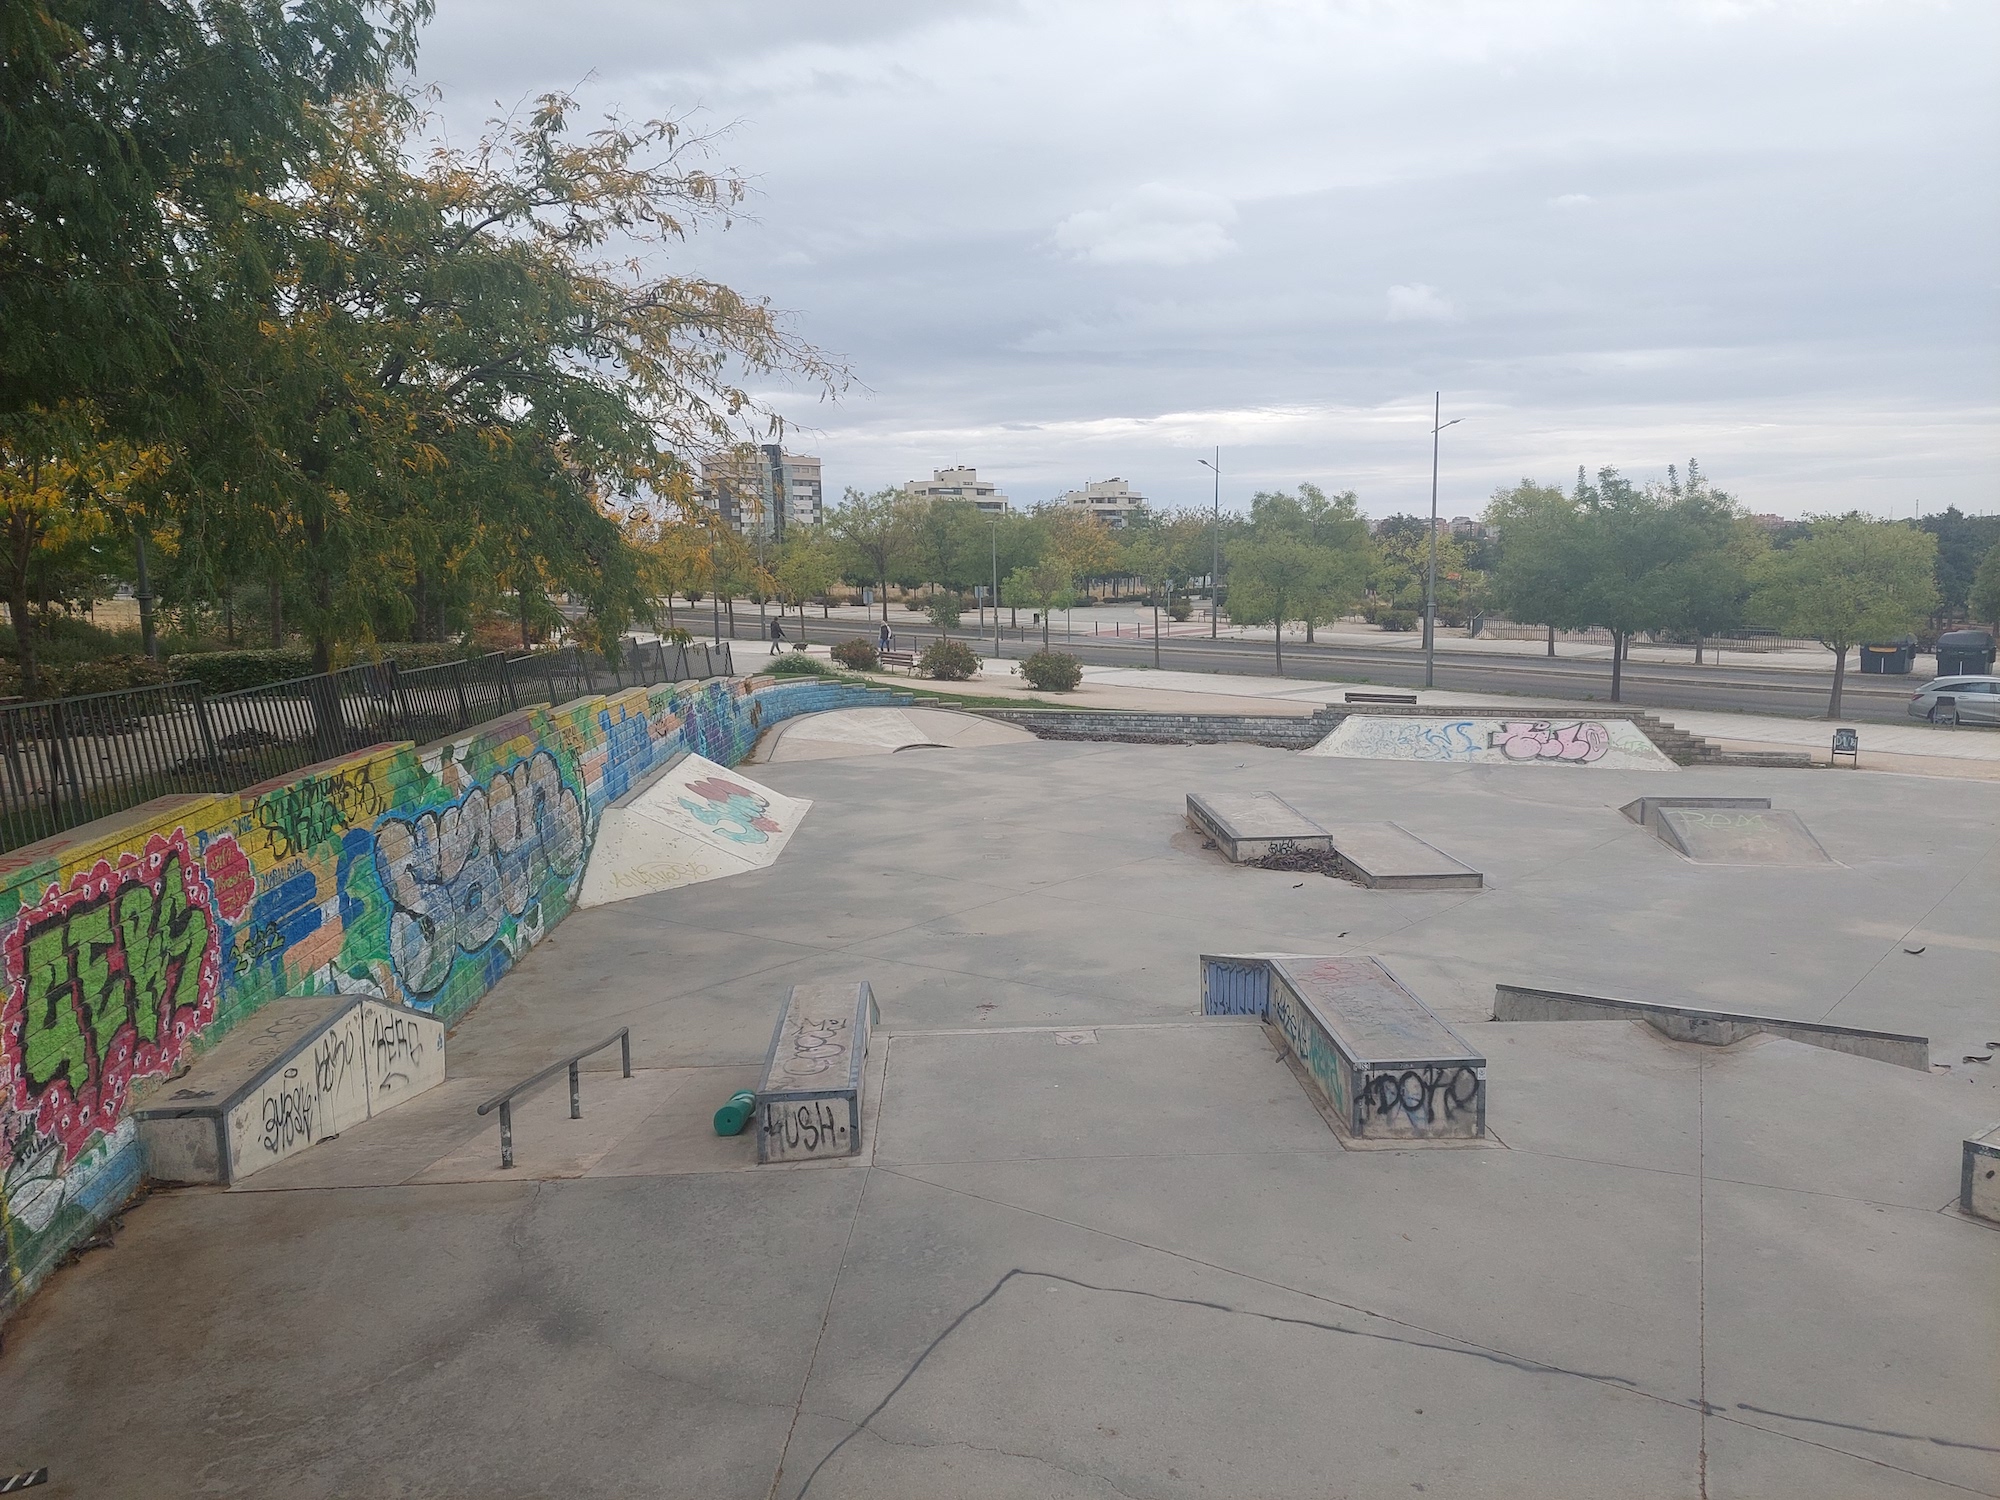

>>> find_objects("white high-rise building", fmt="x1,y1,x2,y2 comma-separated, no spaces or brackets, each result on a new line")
1056,477,1146,527
904,466,1011,515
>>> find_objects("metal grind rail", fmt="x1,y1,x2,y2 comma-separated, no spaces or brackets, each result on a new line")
475,1028,633,1168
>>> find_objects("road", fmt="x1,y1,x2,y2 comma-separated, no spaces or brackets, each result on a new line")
726,616,1927,722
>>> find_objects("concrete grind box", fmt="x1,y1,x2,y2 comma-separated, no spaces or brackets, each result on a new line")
755,981,876,1163
1202,954,1487,1141
1185,792,1332,863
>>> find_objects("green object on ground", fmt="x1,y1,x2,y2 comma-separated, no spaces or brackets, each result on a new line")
713,1090,757,1136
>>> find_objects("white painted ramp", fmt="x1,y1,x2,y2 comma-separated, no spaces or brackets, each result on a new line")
579,754,811,907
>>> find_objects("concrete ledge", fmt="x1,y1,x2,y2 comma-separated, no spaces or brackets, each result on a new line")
1205,954,1487,1140
1962,1124,2000,1222
1492,983,1929,1070
1185,792,1331,862
755,981,876,1163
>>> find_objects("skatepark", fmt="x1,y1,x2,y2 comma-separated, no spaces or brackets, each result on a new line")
1,702,1995,1498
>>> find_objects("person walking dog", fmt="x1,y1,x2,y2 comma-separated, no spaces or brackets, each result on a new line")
769,617,786,655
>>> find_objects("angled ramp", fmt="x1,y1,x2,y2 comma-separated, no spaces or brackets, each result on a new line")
1326,824,1482,890
580,753,811,907
1653,806,1833,865
134,997,444,1184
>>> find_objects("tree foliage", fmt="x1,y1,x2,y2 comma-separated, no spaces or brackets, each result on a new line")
1750,515,1938,717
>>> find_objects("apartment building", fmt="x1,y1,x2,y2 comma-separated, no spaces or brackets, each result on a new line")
1056,477,1147,527
700,445,824,538
904,466,1011,514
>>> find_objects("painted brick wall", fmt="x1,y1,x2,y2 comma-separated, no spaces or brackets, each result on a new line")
0,673,886,1315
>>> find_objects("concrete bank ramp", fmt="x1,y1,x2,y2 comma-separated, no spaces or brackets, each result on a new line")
756,706,1032,762
579,753,811,908
134,996,444,1184
1653,805,1833,865
1327,823,1482,890
1309,714,1675,770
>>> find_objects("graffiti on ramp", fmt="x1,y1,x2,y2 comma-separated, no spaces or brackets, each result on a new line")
579,755,811,906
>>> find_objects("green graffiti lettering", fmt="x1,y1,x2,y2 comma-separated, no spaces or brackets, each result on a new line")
117,853,209,1034
21,921,86,1092
68,904,125,1065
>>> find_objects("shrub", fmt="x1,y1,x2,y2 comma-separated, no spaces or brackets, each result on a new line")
925,595,962,631
1375,611,1417,633
0,654,179,699
167,648,318,692
918,637,980,681
1020,649,1082,692
764,653,834,677
831,638,880,671
1167,596,1193,622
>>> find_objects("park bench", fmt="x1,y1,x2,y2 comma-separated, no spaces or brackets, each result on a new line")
880,649,917,673
1344,691,1418,704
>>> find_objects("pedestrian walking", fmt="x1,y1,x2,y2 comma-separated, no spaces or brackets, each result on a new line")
878,621,892,653
769,617,786,656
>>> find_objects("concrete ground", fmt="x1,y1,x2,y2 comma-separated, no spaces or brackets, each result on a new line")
2,730,1997,1498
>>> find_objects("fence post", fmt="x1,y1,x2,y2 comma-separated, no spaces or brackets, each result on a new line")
580,649,595,696
44,698,69,830
448,659,472,733
497,653,521,712
191,685,226,784
382,661,417,747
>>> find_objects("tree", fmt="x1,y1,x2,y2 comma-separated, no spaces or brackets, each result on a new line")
1225,534,1363,675
1249,485,1370,641
829,488,910,622
774,526,840,635
1484,481,1577,656
904,496,982,597
1002,560,1076,649
0,408,158,695
1749,516,1939,718
1971,540,2000,629
1121,510,1209,667
1917,507,2000,627
2,0,426,429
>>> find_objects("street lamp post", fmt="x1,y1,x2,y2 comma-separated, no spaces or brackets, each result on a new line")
991,515,1000,656
1425,393,1462,690
1197,448,1221,638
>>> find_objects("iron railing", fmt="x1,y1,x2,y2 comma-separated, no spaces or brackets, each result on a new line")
0,641,735,854
475,1028,634,1169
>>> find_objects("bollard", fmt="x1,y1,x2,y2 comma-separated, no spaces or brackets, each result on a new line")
713,1090,758,1137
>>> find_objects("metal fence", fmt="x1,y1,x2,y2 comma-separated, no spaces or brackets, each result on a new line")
0,640,736,854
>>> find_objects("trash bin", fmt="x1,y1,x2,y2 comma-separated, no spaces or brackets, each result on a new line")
1860,638,1916,674
1937,629,1997,677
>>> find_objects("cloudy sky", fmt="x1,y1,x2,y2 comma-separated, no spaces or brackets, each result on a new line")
416,0,1998,520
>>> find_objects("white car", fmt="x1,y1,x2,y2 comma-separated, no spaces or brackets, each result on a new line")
1907,675,2000,725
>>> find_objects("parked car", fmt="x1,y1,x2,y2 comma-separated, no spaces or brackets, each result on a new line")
1907,675,2000,725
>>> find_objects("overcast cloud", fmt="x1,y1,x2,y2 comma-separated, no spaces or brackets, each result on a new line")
415,0,1999,519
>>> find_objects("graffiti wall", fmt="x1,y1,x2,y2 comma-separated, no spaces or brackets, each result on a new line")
1307,715,1676,771
0,672,883,1314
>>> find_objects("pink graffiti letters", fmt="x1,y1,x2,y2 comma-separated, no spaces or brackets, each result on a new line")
1487,720,1611,764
